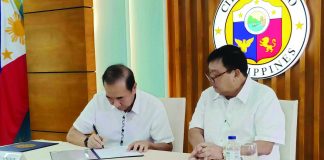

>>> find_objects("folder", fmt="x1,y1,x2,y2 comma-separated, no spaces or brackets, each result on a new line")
0,141,58,152
90,146,144,159
50,147,143,160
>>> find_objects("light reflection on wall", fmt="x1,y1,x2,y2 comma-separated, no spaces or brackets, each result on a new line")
93,0,167,97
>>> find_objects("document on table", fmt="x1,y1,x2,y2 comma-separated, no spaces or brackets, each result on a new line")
50,150,87,160
89,146,144,159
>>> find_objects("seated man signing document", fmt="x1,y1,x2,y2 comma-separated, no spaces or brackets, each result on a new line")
67,64,174,152
189,45,285,160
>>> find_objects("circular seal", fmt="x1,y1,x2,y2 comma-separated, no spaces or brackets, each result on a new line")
244,7,270,34
15,144,36,148
213,0,310,79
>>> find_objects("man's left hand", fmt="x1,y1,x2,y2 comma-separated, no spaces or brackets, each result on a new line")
127,140,153,153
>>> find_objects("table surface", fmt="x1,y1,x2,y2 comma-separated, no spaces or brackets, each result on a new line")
23,140,190,160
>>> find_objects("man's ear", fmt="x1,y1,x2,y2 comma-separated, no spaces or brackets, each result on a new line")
132,83,137,94
234,69,241,78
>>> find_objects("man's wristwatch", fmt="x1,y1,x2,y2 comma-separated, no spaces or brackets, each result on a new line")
84,136,89,147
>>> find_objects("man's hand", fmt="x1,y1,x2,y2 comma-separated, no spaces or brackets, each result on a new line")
87,133,105,149
189,143,224,160
127,140,153,153
189,143,206,159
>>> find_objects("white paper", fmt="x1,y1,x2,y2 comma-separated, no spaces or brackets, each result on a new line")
90,146,143,159
0,151,26,160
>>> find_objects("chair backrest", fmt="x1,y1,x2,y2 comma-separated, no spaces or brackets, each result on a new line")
160,98,186,152
279,100,298,160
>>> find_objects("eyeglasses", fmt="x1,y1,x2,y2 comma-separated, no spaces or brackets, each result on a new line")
106,96,120,105
106,96,127,107
205,70,228,84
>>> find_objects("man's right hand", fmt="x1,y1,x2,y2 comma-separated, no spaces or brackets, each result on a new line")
190,143,206,158
189,142,224,160
87,133,105,149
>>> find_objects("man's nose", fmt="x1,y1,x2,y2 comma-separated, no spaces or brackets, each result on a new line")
112,100,121,107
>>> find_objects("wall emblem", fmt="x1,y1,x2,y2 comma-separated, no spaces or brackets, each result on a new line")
213,0,310,79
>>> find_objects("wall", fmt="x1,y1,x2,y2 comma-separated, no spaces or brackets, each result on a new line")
167,0,324,159
24,0,96,141
93,0,129,90
94,0,168,97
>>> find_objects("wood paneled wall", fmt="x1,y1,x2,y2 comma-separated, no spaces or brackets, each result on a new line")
24,0,92,13
24,0,96,141
167,0,324,159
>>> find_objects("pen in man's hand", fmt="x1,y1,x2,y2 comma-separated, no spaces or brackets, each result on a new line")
93,124,104,148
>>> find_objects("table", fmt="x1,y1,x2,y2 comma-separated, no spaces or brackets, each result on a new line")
23,140,190,160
